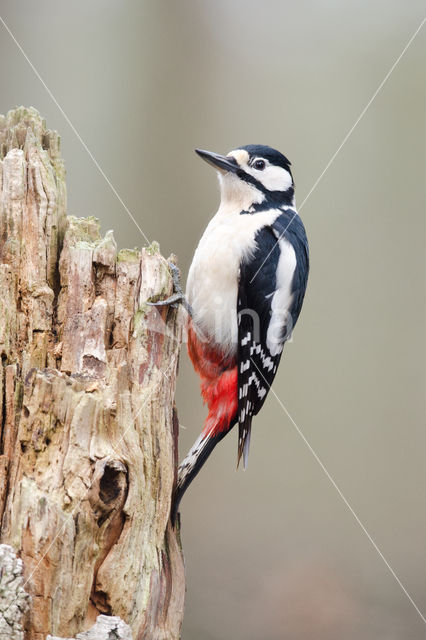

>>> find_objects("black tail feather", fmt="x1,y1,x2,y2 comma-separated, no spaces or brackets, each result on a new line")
171,421,236,525
237,420,252,469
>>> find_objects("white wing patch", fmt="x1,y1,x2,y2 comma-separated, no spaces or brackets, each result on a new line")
266,235,297,356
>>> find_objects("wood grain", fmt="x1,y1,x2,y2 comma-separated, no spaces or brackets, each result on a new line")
0,107,185,640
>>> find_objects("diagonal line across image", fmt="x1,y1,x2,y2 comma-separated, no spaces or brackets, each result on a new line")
249,356,426,626
1,7,426,631
249,14,426,286
0,15,151,246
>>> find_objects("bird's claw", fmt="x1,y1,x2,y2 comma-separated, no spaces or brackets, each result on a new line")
147,261,193,316
148,292,184,309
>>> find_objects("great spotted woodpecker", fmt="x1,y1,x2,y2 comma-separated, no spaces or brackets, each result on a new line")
157,145,309,523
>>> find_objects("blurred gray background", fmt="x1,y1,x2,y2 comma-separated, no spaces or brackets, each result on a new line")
1,1,426,638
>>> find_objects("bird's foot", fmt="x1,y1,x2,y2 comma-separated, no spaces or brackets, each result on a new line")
148,261,193,316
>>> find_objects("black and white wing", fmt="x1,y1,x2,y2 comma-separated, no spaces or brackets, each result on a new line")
237,210,309,467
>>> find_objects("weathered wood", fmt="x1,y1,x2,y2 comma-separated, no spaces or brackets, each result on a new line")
0,544,30,640
0,107,185,639
47,614,132,640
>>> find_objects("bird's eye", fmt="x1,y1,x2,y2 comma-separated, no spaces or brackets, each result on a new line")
253,159,265,170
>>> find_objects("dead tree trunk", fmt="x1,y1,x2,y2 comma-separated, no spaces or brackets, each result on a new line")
0,107,185,640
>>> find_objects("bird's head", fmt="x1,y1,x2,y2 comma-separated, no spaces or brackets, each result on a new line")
196,144,295,213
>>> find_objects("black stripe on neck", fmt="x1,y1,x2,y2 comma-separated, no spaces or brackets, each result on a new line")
236,169,295,212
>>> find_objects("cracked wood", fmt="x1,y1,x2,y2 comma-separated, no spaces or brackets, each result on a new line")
0,107,185,640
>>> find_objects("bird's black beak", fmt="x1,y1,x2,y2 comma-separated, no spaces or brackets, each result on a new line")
195,149,239,174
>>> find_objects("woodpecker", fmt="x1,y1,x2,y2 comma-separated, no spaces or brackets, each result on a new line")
157,145,309,523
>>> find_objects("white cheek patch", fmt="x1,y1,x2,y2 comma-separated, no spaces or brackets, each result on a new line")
227,149,249,165
246,164,293,192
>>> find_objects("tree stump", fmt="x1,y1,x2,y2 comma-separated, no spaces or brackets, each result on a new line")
0,107,185,640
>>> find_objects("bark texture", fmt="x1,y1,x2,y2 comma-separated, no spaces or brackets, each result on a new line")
0,544,30,640
0,107,185,640
47,614,132,640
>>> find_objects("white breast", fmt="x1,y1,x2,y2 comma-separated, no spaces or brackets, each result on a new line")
186,207,281,354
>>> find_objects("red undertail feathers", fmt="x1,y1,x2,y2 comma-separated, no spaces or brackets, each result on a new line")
187,324,238,437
